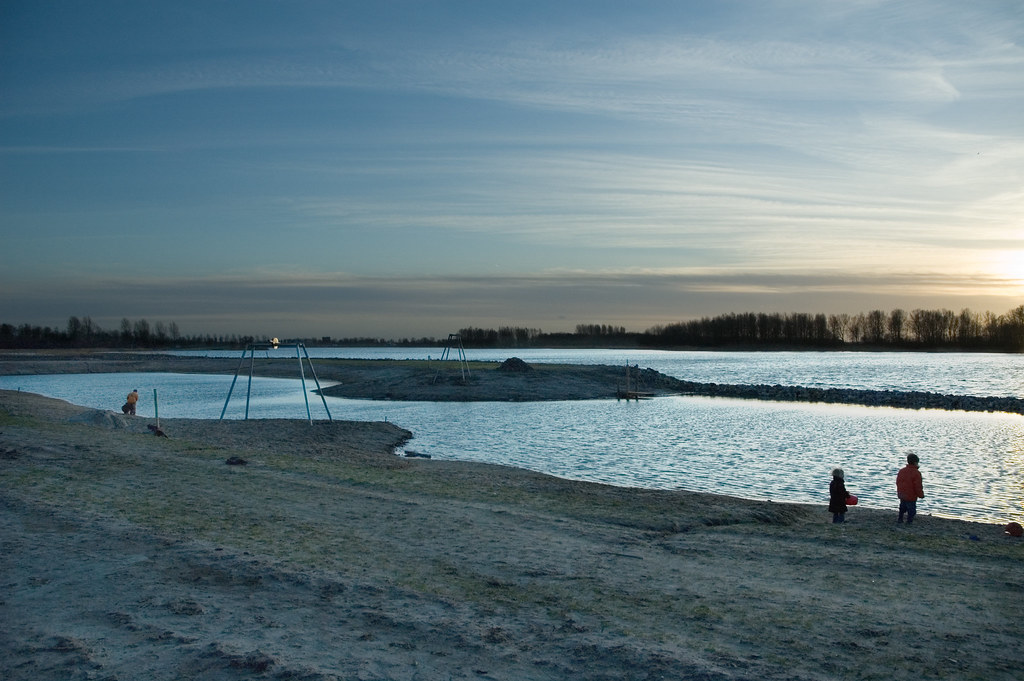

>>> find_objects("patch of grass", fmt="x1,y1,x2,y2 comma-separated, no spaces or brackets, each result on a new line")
0,411,26,427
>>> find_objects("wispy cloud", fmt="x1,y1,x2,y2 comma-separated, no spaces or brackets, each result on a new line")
7,1,1018,121
2,1,1021,336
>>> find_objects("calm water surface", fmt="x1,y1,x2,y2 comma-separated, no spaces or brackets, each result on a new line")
3,358,1023,525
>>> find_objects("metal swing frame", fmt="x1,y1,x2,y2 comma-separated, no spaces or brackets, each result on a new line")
220,342,333,423
432,333,471,384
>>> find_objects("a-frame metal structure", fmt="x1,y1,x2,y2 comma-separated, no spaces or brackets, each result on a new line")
432,333,471,384
220,341,332,423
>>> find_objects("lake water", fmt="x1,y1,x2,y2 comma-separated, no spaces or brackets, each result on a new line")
3,349,1023,525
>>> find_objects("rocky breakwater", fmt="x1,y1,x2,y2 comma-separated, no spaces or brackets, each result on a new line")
671,377,1024,416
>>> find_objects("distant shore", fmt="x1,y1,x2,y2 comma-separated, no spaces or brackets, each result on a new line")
2,350,1023,414
3,388,1023,680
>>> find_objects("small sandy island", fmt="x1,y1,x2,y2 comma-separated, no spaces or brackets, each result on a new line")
0,351,684,402
2,388,1022,680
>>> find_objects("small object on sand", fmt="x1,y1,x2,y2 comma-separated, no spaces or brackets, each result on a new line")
225,456,248,466
147,424,167,438
404,450,431,459
1004,521,1023,537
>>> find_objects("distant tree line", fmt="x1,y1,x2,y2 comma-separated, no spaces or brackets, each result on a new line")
456,326,543,347
2,305,1023,351
575,323,627,337
0,316,273,350
641,306,1024,351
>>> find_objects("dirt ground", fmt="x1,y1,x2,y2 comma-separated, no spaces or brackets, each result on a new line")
2,388,1022,681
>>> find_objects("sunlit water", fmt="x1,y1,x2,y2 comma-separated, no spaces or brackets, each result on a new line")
3,357,1023,525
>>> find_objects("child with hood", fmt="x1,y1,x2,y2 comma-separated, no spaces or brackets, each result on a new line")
828,468,851,523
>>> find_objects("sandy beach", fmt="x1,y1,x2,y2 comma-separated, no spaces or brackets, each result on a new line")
2,387,1022,681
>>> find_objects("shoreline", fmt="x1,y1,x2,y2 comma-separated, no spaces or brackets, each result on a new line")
3,350,1023,414
2,351,1021,527
2,388,1022,680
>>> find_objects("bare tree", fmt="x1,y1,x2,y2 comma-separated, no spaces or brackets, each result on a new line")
828,314,850,342
133,319,151,344
66,316,83,341
888,309,906,344
956,308,980,346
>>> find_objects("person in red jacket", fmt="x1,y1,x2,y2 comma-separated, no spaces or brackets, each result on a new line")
896,453,924,523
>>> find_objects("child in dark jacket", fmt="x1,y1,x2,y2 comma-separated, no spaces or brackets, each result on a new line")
829,468,850,523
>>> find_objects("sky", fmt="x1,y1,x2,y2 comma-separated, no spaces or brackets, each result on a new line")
2,1,1022,339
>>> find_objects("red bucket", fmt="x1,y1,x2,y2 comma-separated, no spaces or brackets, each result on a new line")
846,495,858,506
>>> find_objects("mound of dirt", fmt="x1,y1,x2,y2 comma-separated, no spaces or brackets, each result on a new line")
497,357,532,372
67,409,130,429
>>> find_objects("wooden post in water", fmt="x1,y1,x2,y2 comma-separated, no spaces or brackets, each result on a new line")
618,361,653,401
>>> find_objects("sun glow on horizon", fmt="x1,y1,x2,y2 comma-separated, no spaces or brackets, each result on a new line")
991,250,1024,294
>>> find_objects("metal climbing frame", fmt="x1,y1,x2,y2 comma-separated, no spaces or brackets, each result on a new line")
220,342,333,423
432,333,471,384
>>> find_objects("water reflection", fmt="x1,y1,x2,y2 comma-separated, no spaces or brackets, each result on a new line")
1003,425,1024,521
